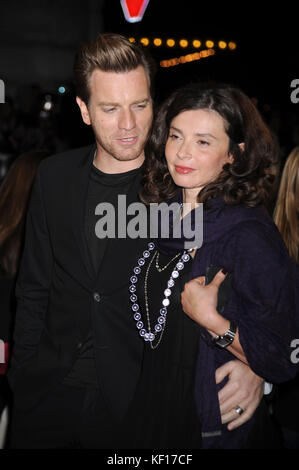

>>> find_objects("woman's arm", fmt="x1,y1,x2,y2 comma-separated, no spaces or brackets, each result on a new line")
182,221,299,383
181,270,248,363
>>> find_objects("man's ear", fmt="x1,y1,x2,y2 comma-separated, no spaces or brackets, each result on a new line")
76,96,91,126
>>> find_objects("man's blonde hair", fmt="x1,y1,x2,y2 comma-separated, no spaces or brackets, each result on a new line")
74,33,155,104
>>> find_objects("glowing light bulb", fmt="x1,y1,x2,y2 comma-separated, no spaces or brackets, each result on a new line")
218,41,227,49
44,101,52,111
193,40,201,48
206,40,214,48
166,39,175,47
228,42,237,50
140,37,149,46
153,38,162,46
179,39,188,48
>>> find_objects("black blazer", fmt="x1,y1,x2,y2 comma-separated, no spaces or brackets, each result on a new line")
8,144,147,420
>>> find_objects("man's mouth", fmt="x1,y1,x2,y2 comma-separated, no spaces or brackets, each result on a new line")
118,137,138,145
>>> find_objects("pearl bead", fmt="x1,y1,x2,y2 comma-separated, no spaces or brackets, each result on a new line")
129,244,194,345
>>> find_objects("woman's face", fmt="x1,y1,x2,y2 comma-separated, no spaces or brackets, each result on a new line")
165,108,234,193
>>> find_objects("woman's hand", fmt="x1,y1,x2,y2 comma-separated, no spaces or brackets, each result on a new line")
181,269,248,364
181,269,229,333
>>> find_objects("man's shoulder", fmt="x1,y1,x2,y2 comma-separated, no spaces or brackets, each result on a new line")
38,144,94,176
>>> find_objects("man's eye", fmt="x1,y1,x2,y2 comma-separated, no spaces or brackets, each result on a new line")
198,140,209,146
104,108,116,113
135,103,147,109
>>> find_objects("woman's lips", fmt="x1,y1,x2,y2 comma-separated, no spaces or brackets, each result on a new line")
175,165,195,174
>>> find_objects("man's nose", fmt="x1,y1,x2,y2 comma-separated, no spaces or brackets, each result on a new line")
118,109,136,130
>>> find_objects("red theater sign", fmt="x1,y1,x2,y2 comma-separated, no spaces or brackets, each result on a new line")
120,0,150,23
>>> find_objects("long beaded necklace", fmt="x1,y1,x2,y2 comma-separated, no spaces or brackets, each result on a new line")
144,250,179,349
129,242,194,347
155,251,181,273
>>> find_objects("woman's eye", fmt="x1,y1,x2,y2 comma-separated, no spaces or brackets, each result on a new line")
169,133,179,140
198,140,209,146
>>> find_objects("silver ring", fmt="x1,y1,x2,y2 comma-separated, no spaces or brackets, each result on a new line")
235,406,244,415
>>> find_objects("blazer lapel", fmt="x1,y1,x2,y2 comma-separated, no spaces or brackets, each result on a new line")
71,144,96,283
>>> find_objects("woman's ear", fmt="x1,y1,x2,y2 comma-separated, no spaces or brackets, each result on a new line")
228,142,245,164
227,153,234,164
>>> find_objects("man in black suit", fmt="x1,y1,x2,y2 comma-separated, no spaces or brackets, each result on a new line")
8,33,265,448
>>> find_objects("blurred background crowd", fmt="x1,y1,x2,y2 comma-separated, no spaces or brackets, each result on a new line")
0,0,298,182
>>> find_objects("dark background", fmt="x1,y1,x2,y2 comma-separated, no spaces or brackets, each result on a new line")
0,0,298,178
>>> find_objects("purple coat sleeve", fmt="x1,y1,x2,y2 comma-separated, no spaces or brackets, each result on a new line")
222,220,299,383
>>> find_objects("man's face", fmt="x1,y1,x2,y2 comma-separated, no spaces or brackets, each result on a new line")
77,66,153,171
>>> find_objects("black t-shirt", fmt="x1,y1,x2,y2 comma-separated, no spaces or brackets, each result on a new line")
85,164,142,274
122,249,202,448
63,163,143,389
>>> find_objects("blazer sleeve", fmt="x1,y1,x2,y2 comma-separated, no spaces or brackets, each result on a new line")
9,166,53,374
222,220,299,383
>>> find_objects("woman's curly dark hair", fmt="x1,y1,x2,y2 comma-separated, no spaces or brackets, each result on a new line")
140,82,279,207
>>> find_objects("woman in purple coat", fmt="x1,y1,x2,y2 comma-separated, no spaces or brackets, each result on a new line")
130,83,299,448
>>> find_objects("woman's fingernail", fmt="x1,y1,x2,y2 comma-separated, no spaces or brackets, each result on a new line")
221,268,228,275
